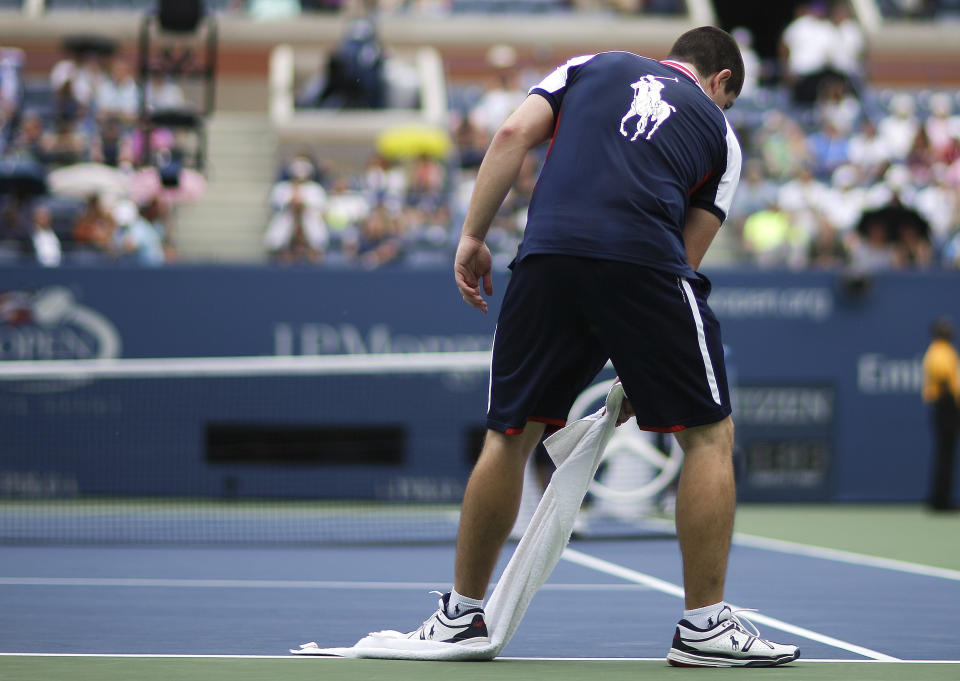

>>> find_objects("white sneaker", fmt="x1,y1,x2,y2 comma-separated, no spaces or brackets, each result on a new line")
667,606,800,667
407,592,490,647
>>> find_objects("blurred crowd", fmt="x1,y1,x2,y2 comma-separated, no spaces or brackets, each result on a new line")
0,38,202,267
243,0,686,18
728,1,960,271
3,0,959,272
267,3,960,272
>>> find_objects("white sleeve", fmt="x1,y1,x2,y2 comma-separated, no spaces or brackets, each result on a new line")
714,119,743,219
529,54,596,95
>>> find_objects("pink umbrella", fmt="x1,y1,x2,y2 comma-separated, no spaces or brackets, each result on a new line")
128,166,207,205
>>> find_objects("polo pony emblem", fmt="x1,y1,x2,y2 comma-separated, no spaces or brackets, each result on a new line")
619,74,678,142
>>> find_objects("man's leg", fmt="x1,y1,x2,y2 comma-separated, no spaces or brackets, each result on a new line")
673,416,735,609
454,423,546,600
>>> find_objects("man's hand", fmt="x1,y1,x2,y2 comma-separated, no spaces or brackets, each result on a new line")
454,234,494,313
616,397,635,426
612,378,635,426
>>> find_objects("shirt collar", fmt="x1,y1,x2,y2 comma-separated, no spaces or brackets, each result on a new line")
660,60,699,85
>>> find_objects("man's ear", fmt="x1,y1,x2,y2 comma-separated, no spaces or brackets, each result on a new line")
712,68,733,93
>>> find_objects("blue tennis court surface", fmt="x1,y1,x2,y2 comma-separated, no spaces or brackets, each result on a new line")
2,536,958,662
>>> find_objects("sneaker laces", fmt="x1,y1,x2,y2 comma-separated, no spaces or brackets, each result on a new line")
409,590,446,636
722,608,776,650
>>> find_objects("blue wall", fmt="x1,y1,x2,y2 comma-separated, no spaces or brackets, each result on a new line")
1,265,956,504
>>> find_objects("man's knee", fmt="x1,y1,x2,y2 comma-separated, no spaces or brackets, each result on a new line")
675,416,734,456
481,424,545,462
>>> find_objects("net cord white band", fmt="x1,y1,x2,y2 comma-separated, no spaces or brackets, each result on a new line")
0,352,494,380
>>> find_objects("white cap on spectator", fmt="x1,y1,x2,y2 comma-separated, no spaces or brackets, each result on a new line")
890,93,915,117
930,92,953,116
114,200,139,226
731,26,753,48
832,163,860,189
884,164,911,191
487,44,517,70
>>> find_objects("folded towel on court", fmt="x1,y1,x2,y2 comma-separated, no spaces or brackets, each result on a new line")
291,384,625,660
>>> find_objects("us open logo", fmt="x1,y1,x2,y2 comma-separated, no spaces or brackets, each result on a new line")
0,286,122,362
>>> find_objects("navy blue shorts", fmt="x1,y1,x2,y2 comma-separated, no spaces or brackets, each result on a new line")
486,255,731,434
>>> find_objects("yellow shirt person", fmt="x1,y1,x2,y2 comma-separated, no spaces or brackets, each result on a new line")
921,317,960,511
922,338,960,405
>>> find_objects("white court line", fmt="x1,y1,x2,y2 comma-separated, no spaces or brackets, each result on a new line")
561,547,900,662
639,516,960,581
0,577,650,591
733,532,960,582
0,653,958,663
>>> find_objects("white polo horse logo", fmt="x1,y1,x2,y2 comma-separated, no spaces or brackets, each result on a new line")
619,75,678,142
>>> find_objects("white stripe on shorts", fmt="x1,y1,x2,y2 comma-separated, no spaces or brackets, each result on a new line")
680,279,721,406
487,325,497,414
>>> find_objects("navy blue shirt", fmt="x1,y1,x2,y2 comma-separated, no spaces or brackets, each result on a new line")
518,51,742,278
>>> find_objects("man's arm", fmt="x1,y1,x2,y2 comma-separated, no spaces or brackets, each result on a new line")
683,206,723,271
460,94,555,241
455,94,555,312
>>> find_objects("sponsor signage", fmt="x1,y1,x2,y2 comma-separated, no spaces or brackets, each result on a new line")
734,386,835,501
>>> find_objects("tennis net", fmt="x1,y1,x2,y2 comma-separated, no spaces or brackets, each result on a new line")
0,353,675,545
0,352,493,545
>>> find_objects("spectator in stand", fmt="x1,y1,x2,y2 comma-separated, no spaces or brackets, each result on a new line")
0,191,34,248
40,117,88,169
807,118,851,180
5,111,48,164
145,75,186,113
877,93,920,162
469,45,528,137
452,114,489,171
265,155,329,264
757,111,813,181
806,218,849,268
50,66,87,129
914,164,958,253
825,0,866,97
780,2,835,105
323,174,369,253
352,202,402,268
925,92,960,164
865,163,917,218
140,196,178,262
29,204,62,267
821,163,867,234
731,27,761,99
363,153,407,214
726,158,779,254
849,212,897,272
896,219,933,268
781,1,863,106
49,47,108,132
96,56,140,127
943,229,960,269
854,169,932,270
90,116,135,169
906,125,937,184
848,117,894,183
112,199,165,266
71,193,116,257
778,165,830,261
405,154,447,212
815,76,861,136
314,17,387,109
742,201,796,267
0,48,23,154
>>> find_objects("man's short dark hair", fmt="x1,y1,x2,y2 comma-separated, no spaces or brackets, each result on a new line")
932,316,955,342
666,26,745,97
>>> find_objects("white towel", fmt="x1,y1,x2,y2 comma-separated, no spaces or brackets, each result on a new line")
292,384,625,660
